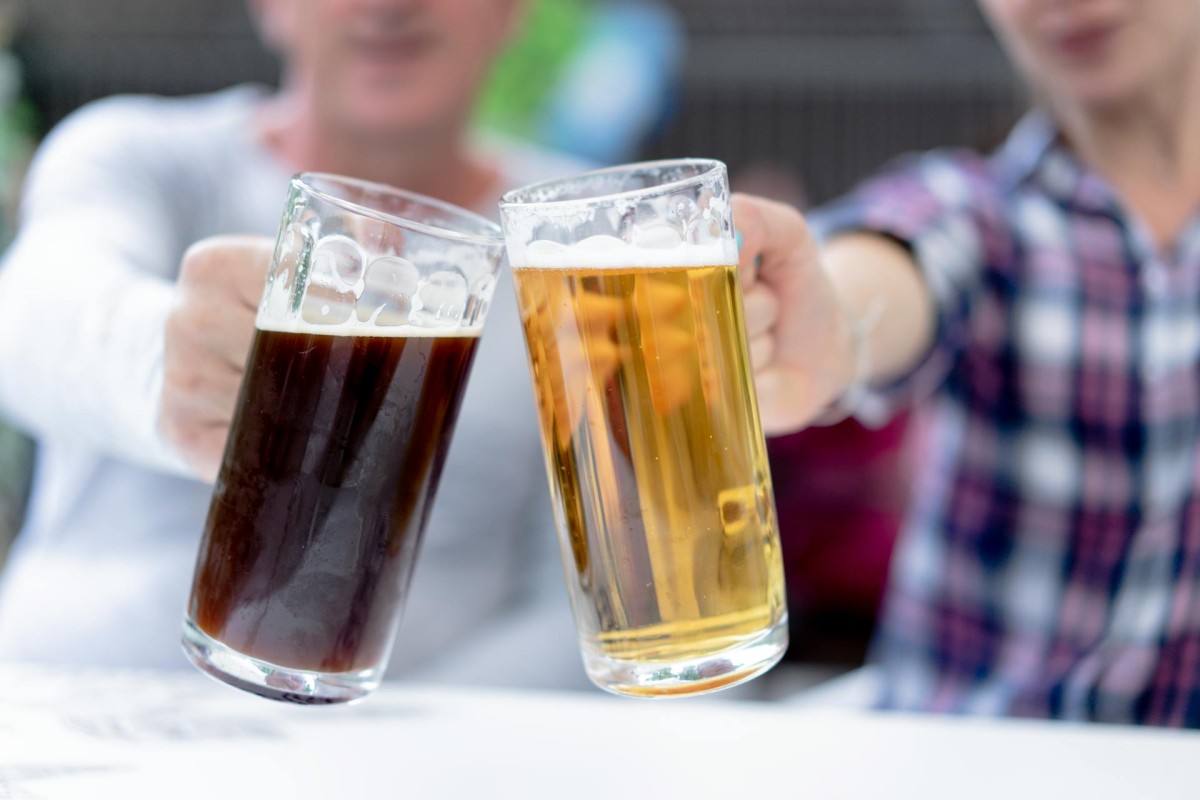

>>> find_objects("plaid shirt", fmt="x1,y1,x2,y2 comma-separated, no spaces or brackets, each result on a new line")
813,111,1200,726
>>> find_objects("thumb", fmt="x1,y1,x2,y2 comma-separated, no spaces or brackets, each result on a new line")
180,234,276,308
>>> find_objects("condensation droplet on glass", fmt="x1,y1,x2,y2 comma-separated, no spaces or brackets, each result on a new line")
718,485,759,537
688,214,723,245
360,256,419,326
312,235,365,293
413,269,468,327
668,196,699,228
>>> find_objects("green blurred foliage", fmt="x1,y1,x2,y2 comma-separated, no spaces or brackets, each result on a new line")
475,0,592,142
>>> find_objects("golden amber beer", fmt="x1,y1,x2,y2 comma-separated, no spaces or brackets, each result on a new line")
502,160,787,696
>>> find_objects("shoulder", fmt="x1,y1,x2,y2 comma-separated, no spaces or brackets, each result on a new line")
32,85,264,173
811,148,1006,242
852,148,1000,211
23,86,265,214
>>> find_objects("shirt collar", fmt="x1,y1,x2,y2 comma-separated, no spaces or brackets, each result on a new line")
993,109,1057,191
992,108,1119,214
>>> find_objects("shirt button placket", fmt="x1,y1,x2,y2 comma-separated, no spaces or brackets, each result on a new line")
1140,260,1170,383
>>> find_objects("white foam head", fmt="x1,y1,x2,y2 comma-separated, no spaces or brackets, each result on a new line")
256,315,481,339
509,233,738,270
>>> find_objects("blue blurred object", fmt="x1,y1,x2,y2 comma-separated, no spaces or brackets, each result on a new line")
539,1,684,164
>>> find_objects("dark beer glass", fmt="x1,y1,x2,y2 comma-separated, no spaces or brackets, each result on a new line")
183,173,504,704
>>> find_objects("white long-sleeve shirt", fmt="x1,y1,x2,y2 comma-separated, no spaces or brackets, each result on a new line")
0,85,591,689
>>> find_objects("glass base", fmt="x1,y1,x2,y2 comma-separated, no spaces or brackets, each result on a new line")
581,615,788,698
181,617,379,705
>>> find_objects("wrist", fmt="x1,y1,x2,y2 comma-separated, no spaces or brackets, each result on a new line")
811,294,883,427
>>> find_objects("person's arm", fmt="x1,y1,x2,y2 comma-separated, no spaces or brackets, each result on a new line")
0,104,183,472
735,195,936,435
0,101,269,479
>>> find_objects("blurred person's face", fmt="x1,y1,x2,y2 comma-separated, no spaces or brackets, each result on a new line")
255,0,521,136
978,0,1200,109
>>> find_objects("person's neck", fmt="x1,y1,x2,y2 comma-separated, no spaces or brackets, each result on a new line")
1052,57,1200,250
256,90,497,213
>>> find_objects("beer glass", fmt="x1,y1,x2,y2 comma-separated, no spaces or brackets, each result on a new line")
183,173,504,704
500,159,787,697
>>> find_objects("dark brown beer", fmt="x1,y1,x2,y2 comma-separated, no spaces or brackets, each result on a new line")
188,325,479,674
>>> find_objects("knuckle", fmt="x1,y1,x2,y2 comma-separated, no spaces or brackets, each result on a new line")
165,302,209,347
163,342,215,393
178,370,205,397
181,236,246,285
157,409,185,448
179,246,216,285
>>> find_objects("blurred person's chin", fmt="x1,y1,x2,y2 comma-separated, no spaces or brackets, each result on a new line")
1040,48,1177,110
1029,15,1200,111
320,68,473,140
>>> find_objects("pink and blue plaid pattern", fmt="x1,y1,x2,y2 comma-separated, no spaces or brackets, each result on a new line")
812,111,1200,726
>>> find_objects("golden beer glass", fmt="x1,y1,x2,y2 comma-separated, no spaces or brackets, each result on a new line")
500,159,787,697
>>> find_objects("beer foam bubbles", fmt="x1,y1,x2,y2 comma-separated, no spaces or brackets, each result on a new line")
511,231,738,269
256,315,482,339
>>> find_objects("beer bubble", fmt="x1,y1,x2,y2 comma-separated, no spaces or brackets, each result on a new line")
688,213,723,245
666,196,699,229
312,235,365,292
633,224,682,249
413,269,468,327
301,297,352,325
359,256,419,326
578,234,626,251
299,235,359,325
525,239,568,260
718,485,758,537
512,238,738,269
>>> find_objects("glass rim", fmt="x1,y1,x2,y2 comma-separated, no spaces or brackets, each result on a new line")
499,158,727,211
295,172,503,246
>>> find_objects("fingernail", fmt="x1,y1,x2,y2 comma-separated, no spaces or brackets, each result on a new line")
735,230,743,251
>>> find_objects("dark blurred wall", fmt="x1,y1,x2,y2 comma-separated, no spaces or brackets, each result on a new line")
12,0,1024,206
13,0,277,136
651,0,1026,203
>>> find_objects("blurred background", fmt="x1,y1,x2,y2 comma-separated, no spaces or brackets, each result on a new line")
9,0,1025,199
0,0,1028,679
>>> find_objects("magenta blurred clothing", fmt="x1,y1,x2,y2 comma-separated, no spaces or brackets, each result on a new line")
769,416,910,623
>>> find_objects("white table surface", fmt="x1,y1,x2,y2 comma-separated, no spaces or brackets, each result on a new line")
0,663,1196,799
